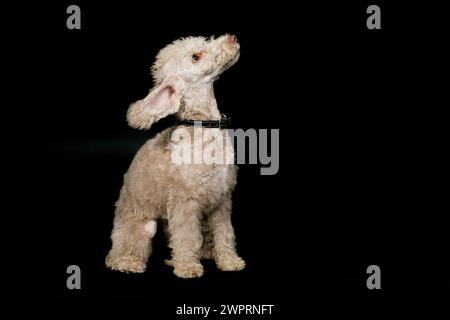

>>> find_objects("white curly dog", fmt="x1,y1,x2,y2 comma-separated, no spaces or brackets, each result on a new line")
106,34,245,278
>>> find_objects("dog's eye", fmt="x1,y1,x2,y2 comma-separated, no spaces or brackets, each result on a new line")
192,53,201,62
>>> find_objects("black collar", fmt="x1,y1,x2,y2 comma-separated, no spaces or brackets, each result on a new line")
177,113,231,128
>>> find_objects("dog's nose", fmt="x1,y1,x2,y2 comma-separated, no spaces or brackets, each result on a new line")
228,34,238,44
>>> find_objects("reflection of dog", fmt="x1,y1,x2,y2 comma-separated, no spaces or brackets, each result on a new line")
105,35,245,278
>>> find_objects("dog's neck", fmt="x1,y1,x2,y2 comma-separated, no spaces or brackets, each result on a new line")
178,82,221,121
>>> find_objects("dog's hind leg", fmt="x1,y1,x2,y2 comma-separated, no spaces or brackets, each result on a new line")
200,219,215,260
106,205,157,273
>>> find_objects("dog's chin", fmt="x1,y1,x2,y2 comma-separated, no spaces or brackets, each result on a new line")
208,50,240,82
221,50,240,73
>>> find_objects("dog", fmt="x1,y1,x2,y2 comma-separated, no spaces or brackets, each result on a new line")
106,34,245,278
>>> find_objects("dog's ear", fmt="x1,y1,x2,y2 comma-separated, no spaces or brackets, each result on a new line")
127,77,182,130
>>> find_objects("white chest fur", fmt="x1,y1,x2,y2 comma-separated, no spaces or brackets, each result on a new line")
169,127,235,165
168,128,236,203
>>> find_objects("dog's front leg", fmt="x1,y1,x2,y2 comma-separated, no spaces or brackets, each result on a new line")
209,198,246,272
167,200,204,278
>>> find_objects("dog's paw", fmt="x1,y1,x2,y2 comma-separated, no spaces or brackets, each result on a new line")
105,255,146,273
216,255,246,272
173,261,204,279
164,259,174,267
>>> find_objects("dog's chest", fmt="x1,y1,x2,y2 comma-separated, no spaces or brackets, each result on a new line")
169,128,237,202
188,163,236,208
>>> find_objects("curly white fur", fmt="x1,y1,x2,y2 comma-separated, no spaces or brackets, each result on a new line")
105,34,245,278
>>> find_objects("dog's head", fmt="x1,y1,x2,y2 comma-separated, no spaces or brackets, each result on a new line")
127,34,240,130
152,34,240,85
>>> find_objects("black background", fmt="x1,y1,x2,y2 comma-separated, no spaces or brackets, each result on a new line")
5,0,449,316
